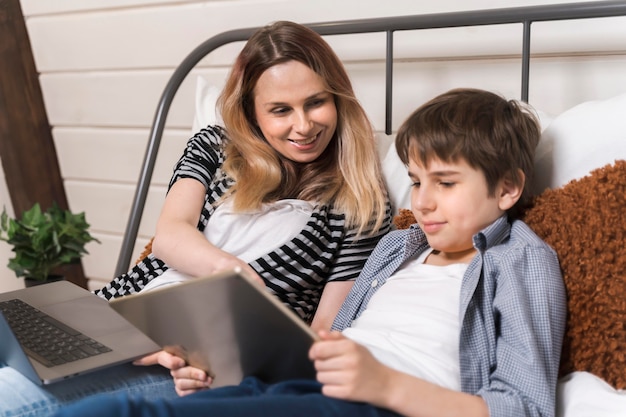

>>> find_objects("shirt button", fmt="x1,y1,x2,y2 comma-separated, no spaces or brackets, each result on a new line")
371,279,378,288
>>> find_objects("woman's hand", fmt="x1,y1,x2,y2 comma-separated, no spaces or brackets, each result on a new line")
133,350,213,397
308,331,393,404
210,253,265,285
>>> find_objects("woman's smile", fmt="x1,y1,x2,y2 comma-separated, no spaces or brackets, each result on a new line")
289,134,317,145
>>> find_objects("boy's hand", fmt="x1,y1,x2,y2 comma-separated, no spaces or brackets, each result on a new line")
308,330,392,405
133,350,212,396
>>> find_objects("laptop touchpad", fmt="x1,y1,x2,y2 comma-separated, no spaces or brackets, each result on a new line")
43,296,131,337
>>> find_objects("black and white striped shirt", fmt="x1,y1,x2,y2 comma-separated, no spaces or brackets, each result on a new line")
96,126,391,322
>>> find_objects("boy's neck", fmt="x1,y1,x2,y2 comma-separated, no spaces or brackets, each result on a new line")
425,248,477,266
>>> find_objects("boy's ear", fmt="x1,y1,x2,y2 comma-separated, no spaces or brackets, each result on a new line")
498,169,524,211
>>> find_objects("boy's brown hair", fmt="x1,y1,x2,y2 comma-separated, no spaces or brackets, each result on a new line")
395,88,540,218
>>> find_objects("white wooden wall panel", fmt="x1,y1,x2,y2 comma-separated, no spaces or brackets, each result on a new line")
529,56,626,114
65,180,166,237
391,56,626,124
20,0,605,17
27,0,437,72
25,5,626,72
1,0,624,293
40,72,195,128
54,128,188,184
40,69,230,129
20,0,194,16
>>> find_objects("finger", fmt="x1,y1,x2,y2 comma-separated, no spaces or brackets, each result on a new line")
320,383,352,400
133,351,162,366
160,352,187,370
309,334,351,361
242,266,265,285
171,366,210,383
176,385,208,397
140,350,186,370
173,374,212,389
173,374,213,397
315,368,350,385
318,330,344,341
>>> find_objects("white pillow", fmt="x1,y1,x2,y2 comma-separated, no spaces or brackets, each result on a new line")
380,137,412,214
533,92,626,194
192,76,222,133
557,372,626,417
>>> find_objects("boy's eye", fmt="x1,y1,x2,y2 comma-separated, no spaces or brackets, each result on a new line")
411,181,420,188
439,182,455,188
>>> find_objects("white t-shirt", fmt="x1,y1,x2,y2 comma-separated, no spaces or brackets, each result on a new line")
141,198,314,292
342,249,466,390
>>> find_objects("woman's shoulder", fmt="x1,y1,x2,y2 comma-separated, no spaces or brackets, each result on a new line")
181,125,229,162
192,125,228,146
170,125,231,189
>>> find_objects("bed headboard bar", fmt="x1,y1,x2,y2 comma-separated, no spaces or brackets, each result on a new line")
115,0,626,276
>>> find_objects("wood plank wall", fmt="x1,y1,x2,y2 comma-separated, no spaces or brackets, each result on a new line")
1,0,625,292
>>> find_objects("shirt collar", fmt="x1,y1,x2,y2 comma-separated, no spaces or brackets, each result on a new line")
472,215,511,252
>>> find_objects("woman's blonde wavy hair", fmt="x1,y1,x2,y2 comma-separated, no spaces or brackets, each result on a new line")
217,21,387,234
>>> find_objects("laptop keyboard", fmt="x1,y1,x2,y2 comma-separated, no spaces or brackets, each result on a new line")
0,298,112,368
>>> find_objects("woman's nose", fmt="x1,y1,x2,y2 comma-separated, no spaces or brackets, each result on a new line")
293,110,313,134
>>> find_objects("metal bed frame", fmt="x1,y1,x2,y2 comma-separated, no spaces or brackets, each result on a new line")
115,0,626,276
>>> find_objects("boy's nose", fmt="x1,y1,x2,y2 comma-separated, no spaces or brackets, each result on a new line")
412,187,435,212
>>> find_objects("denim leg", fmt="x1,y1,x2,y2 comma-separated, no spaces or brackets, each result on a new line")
0,363,176,417
52,377,401,417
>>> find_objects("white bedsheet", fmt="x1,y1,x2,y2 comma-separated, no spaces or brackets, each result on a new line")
558,372,626,417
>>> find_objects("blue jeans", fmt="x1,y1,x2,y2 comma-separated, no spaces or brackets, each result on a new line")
0,362,176,417
51,377,401,417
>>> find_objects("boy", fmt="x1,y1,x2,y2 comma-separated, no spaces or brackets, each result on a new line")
53,89,566,417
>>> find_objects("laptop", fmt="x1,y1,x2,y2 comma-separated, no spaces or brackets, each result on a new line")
109,268,319,387
0,280,161,385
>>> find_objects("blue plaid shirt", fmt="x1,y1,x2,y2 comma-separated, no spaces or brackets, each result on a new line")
332,215,567,417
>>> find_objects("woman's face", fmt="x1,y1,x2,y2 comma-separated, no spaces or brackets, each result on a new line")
253,60,338,163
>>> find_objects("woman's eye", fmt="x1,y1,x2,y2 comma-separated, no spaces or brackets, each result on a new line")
307,98,325,108
271,107,290,115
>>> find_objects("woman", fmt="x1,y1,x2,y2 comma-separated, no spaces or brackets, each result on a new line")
97,20,389,330
0,21,390,416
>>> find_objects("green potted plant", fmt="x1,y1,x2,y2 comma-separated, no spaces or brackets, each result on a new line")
0,203,100,286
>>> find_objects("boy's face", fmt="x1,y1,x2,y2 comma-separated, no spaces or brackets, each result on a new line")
408,157,515,264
